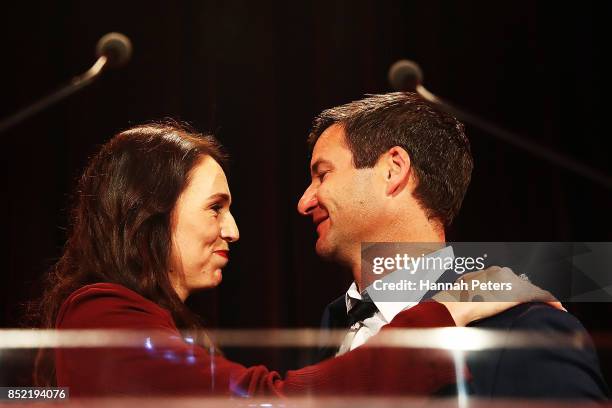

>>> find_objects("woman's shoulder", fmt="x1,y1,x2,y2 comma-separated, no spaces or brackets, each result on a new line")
56,283,175,330
62,282,154,306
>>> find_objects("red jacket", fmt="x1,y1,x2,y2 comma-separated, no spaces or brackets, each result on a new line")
55,283,459,397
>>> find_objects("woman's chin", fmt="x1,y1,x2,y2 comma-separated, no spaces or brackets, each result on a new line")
186,270,224,295
203,269,223,288
212,269,223,285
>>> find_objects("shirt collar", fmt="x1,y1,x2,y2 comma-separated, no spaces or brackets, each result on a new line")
344,281,362,312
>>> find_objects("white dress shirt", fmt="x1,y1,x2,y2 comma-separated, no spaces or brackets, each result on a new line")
336,245,454,356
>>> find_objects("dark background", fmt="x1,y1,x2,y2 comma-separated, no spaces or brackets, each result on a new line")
2,0,611,378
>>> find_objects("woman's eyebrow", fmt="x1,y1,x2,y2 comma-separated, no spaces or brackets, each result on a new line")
206,192,231,204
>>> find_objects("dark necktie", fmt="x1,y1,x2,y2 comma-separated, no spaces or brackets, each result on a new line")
346,299,378,327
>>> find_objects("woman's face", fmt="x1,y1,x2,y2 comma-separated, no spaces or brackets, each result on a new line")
169,156,239,301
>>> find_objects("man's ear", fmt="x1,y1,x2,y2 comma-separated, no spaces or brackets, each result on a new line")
383,146,411,196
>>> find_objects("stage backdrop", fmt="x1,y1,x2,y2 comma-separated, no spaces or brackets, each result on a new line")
2,0,611,377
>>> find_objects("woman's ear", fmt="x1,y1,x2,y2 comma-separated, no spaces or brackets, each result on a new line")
383,146,411,196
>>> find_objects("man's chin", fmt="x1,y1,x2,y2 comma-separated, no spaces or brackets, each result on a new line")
315,238,336,260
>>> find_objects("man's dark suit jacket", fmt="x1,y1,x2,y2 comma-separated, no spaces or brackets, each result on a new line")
316,292,609,400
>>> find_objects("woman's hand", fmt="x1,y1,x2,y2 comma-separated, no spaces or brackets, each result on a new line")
432,266,564,326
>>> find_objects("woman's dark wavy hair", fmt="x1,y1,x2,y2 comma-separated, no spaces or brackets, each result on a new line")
32,121,227,385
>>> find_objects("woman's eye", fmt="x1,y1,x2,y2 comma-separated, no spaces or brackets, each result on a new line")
319,171,330,181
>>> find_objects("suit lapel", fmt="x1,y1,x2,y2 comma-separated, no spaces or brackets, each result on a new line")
316,294,349,361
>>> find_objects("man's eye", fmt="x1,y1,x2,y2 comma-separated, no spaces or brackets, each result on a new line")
210,204,222,214
319,171,330,181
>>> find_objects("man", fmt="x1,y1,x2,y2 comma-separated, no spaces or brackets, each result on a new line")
297,92,609,399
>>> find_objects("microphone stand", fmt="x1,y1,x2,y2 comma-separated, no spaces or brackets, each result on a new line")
415,84,612,190
0,56,108,134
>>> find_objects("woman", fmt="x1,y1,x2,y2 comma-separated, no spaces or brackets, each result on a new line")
35,122,543,397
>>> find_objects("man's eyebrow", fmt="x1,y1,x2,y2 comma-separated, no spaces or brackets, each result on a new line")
207,193,231,204
310,159,333,175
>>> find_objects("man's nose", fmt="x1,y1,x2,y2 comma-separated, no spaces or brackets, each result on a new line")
297,184,318,216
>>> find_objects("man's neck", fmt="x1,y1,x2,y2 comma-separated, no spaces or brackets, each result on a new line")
350,230,445,292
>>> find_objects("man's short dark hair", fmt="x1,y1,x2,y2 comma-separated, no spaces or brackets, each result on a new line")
308,92,473,228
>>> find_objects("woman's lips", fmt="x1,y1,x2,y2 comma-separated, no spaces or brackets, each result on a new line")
214,250,229,259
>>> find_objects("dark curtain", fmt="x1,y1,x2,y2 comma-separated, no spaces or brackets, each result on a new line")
2,0,611,378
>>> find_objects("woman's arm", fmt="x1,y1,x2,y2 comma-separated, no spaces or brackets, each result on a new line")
56,284,460,397
254,301,459,396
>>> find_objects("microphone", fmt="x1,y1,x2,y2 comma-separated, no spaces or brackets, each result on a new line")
387,59,612,189
96,32,133,68
388,60,423,93
0,32,133,133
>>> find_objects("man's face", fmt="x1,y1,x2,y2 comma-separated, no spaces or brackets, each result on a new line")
297,124,384,264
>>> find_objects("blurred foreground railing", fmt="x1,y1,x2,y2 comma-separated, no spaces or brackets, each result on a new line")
0,327,597,350
0,328,610,407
